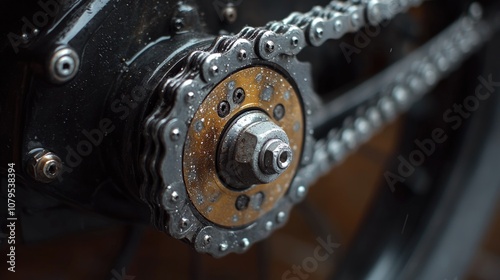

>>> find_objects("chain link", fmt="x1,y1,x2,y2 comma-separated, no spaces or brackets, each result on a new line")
299,7,489,188
140,0,491,256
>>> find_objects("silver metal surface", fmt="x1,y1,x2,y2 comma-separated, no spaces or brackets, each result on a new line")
27,149,63,183
218,111,293,189
48,46,80,84
139,0,491,256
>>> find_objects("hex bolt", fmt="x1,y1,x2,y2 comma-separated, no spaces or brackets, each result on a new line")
217,100,230,118
218,111,293,189
232,88,245,104
222,5,238,23
261,139,293,174
48,46,80,84
27,149,63,183
273,104,285,121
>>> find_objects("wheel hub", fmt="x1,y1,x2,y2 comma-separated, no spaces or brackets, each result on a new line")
182,66,304,228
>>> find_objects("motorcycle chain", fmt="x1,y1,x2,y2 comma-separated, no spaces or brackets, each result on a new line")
141,0,490,256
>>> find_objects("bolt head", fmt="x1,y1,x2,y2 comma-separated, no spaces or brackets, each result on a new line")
28,150,62,183
217,101,230,118
222,6,238,23
351,13,361,27
235,194,250,211
219,111,292,188
232,88,245,104
49,47,80,84
261,139,293,174
273,104,285,121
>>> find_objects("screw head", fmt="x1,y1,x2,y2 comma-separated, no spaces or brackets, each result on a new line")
222,6,238,23
291,36,300,47
235,194,250,211
273,104,285,121
232,88,245,104
217,100,230,118
209,65,220,77
49,46,80,84
55,56,76,78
